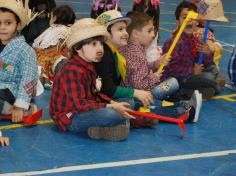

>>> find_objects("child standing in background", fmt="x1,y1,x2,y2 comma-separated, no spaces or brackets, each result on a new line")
132,0,162,62
91,0,121,19
0,0,38,122
50,18,134,141
22,0,56,44
33,5,76,87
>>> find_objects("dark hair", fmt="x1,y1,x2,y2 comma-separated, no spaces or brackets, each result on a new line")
175,1,197,20
0,7,20,24
126,11,153,36
28,0,56,13
90,0,121,19
132,0,160,32
71,36,104,56
51,5,76,26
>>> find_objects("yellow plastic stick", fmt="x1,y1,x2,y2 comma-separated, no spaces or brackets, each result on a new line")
158,11,198,73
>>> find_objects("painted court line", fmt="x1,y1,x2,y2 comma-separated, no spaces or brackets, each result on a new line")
1,149,236,176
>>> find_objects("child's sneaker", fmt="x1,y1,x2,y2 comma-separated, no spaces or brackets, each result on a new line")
88,124,129,141
188,90,202,122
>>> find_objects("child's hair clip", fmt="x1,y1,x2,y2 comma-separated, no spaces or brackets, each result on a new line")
151,0,160,7
92,0,119,11
134,0,142,4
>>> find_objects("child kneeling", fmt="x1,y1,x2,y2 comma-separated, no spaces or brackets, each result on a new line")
50,18,134,141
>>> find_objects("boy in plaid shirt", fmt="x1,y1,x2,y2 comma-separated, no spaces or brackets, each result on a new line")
50,18,134,141
161,1,222,100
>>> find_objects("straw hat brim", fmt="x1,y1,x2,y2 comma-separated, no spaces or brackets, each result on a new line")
201,16,229,22
67,26,107,49
107,17,131,27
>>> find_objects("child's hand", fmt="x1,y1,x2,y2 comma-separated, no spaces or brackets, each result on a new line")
193,63,204,75
0,136,10,146
196,41,211,55
154,71,162,82
134,90,154,107
159,53,170,66
107,102,135,119
11,107,24,123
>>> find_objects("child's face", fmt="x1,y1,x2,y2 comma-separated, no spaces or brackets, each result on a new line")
0,11,18,45
108,21,129,48
136,20,155,47
177,8,198,34
77,40,104,62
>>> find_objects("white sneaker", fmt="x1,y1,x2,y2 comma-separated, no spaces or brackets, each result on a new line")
190,90,202,122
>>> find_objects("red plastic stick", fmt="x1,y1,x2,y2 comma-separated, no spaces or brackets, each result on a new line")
0,109,43,125
129,111,188,138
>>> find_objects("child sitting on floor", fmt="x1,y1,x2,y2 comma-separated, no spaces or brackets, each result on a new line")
0,0,38,122
0,131,9,146
33,5,75,87
96,10,202,125
95,9,158,127
161,1,224,100
50,18,134,141
121,11,179,101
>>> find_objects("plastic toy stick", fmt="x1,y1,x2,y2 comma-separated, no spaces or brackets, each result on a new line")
198,21,210,64
158,11,199,73
129,111,188,138
0,109,43,125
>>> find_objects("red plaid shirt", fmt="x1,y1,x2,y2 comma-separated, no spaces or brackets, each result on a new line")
161,31,214,82
50,55,111,131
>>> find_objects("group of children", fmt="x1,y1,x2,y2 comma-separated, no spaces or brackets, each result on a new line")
0,0,228,145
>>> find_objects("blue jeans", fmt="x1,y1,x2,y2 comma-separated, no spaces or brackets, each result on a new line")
68,98,132,132
68,108,130,132
151,77,179,100
134,99,186,118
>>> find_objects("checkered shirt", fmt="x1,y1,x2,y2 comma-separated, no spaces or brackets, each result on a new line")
50,55,111,131
161,32,214,82
0,36,38,109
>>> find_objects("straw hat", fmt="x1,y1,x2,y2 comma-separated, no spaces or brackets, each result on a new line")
66,18,107,49
198,0,228,22
96,10,131,27
0,0,38,31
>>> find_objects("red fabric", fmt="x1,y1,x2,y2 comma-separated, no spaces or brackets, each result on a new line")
50,55,111,131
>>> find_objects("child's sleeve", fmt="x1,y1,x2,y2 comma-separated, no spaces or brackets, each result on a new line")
14,47,38,110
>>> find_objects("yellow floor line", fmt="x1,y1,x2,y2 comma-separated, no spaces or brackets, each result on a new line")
0,119,54,130
212,94,236,102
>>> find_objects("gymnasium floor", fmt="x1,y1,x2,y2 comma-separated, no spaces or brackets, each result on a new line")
0,0,236,175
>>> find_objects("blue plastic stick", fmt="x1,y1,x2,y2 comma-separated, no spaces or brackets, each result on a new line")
198,21,210,64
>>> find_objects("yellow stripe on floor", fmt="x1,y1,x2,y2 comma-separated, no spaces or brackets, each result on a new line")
212,94,236,102
0,119,54,130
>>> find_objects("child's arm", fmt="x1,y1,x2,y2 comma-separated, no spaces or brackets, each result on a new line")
13,47,38,122
0,131,9,146
16,49,38,109
107,101,135,119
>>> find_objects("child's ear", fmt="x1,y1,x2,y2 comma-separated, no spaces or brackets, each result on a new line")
176,20,180,27
132,29,140,40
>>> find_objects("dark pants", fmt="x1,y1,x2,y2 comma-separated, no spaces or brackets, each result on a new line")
0,89,15,114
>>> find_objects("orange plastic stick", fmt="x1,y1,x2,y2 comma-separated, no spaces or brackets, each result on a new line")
129,111,188,138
